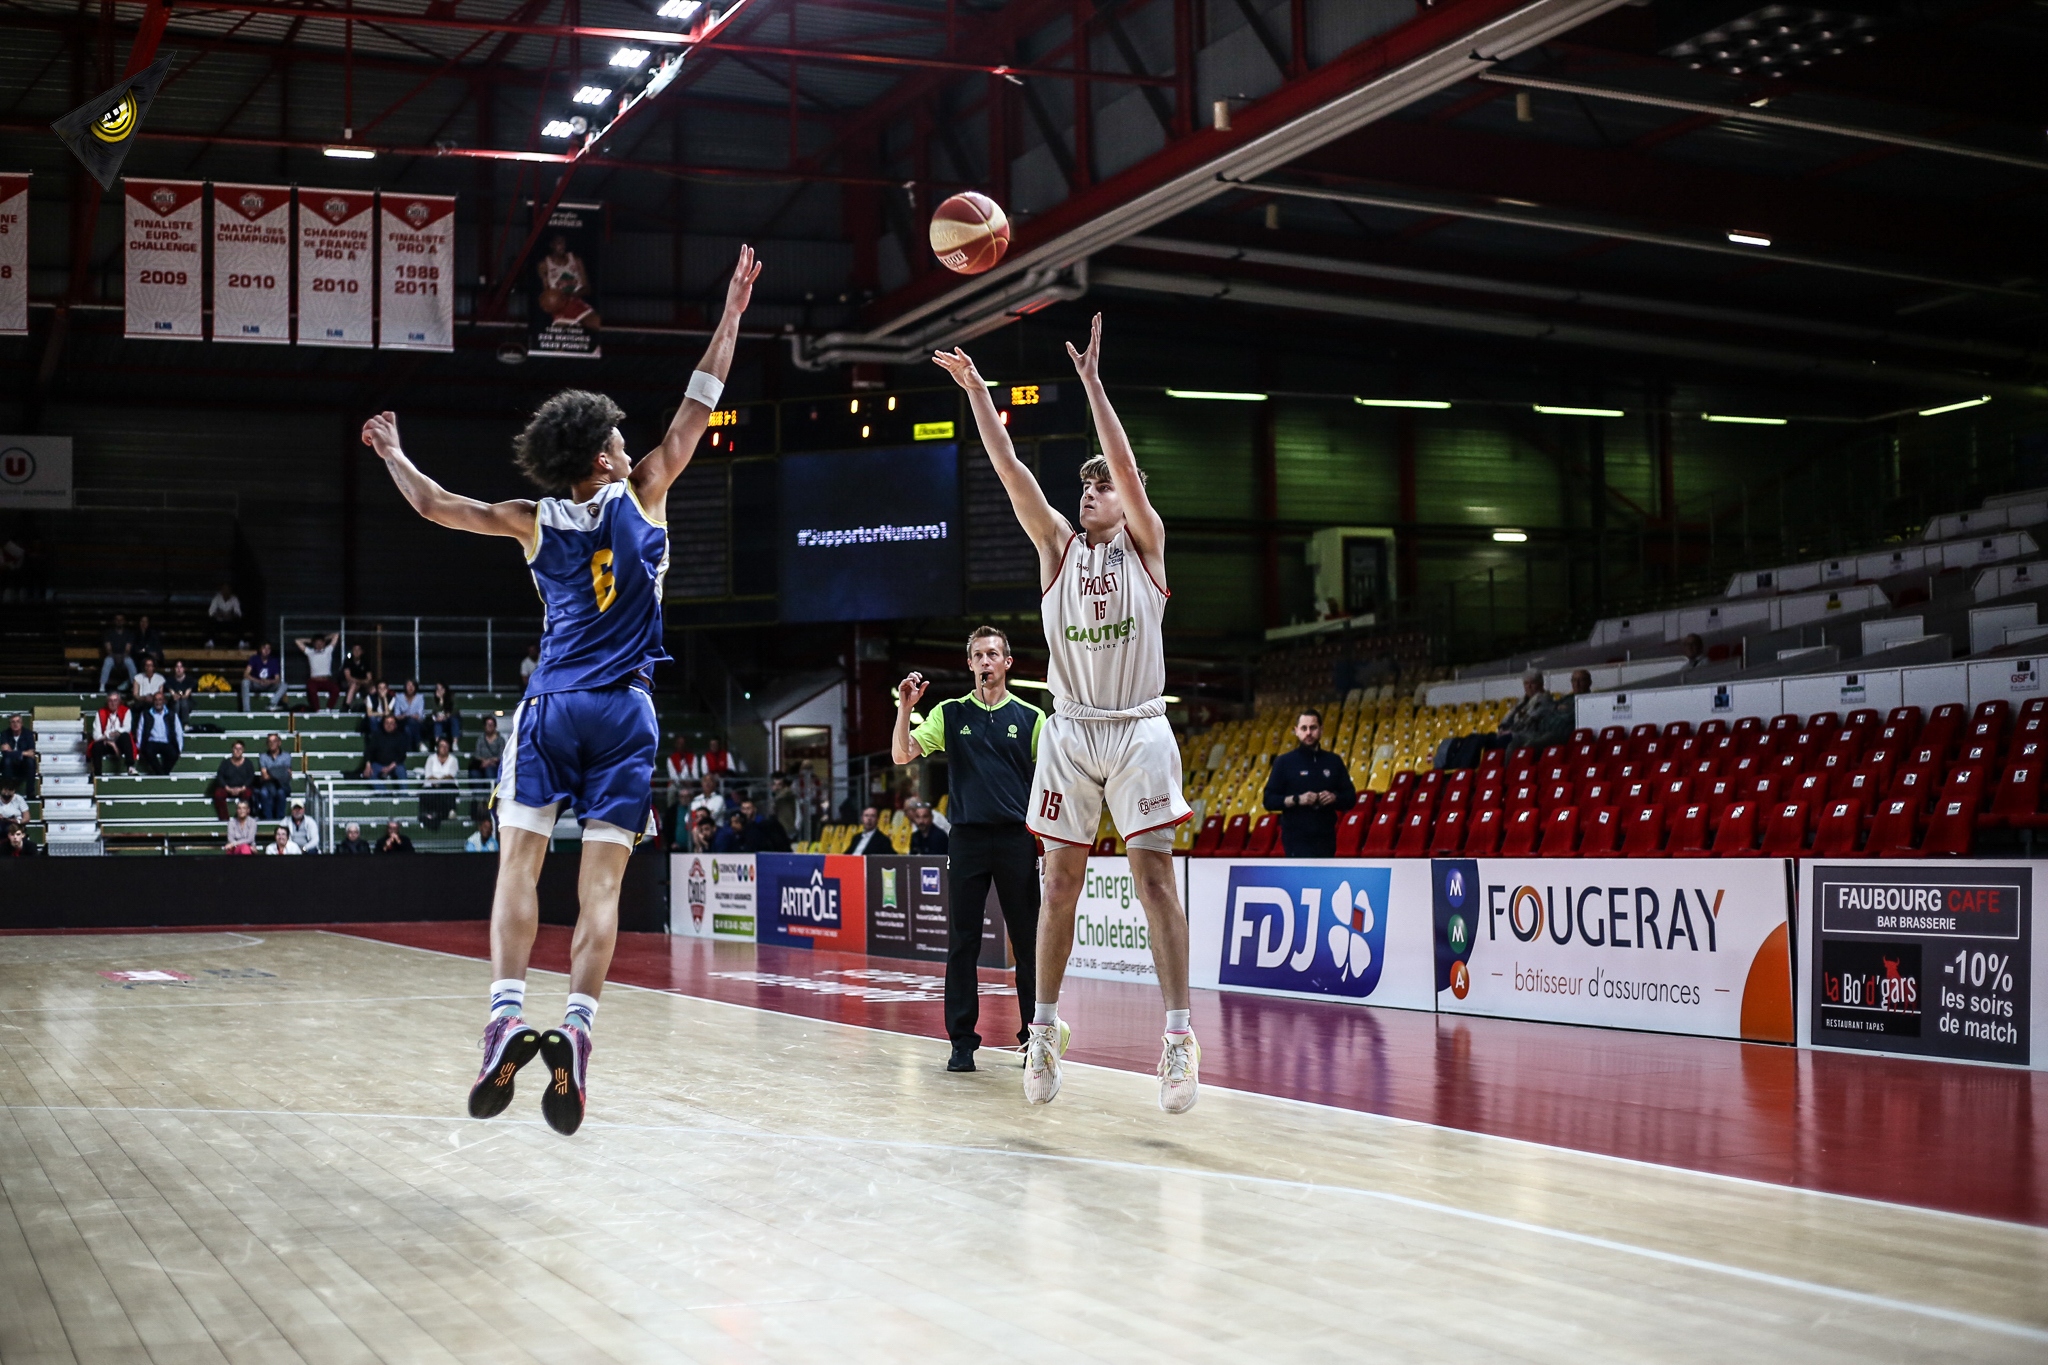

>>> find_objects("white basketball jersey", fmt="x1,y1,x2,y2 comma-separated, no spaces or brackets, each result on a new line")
1042,527,1167,713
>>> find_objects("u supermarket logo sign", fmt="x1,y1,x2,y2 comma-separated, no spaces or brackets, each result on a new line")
776,868,842,934
1220,865,1392,998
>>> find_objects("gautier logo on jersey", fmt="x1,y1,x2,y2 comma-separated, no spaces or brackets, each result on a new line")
777,868,842,934
1064,616,1134,643
1220,866,1392,998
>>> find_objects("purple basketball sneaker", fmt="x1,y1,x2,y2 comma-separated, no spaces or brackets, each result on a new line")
468,1015,542,1120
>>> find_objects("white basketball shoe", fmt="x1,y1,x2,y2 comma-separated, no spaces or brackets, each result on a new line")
1023,1021,1066,1105
1158,1031,1200,1114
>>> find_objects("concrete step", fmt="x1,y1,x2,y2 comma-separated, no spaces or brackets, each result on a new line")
48,822,101,840
45,798,95,819
44,754,86,774
43,776,92,797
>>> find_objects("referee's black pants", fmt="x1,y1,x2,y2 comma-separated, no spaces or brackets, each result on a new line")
945,822,1041,1051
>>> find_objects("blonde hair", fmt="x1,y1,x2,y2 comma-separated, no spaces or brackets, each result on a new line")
1077,454,1146,487
967,625,1011,655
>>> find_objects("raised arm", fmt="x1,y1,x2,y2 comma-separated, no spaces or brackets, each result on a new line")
891,672,930,765
933,347,1072,570
1066,314,1165,562
631,246,762,509
361,413,536,543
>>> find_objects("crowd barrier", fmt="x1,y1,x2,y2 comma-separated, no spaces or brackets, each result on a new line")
675,851,2047,1069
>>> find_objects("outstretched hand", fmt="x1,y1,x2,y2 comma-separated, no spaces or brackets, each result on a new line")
1064,312,1103,383
724,245,762,317
896,672,929,709
361,411,401,460
931,347,986,392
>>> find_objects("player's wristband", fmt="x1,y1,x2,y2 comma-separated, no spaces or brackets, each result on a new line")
686,370,724,409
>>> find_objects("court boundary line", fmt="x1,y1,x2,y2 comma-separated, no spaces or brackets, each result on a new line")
313,926,2042,1233
9,1098,2045,1346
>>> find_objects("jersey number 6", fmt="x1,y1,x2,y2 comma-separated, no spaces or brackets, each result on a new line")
589,549,617,612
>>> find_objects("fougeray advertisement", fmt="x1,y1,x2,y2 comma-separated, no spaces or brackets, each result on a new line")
1186,859,1436,1009
1432,858,1795,1042
1805,863,2031,1066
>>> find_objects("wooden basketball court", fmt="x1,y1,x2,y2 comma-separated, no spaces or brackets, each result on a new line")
3,926,2043,1362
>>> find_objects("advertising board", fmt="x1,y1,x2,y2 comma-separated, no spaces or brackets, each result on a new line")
863,856,952,961
1430,857,1795,1042
1186,858,1436,1010
1060,855,1182,984
670,852,756,941
755,852,868,952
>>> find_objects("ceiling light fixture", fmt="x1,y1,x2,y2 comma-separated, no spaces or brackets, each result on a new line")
541,120,575,138
1355,397,1450,409
1918,395,1992,417
656,0,701,15
610,47,651,67
573,86,613,105
1493,529,1529,543
1166,389,1268,401
1702,413,1788,425
323,145,375,160
1727,230,1772,247
1533,404,1623,417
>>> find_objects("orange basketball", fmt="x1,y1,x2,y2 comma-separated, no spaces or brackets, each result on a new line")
929,191,1011,275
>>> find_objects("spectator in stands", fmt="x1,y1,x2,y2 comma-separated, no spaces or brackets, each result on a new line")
429,683,461,747
0,776,26,829
1263,709,1358,858
165,660,196,723
207,583,244,647
341,644,373,709
688,773,727,828
225,799,258,855
363,715,410,794
702,737,734,774
1680,633,1707,670
211,740,257,819
519,643,539,689
284,798,319,854
377,818,415,854
242,642,286,712
465,813,498,853
255,733,294,820
0,713,37,791
1570,668,1593,696
771,772,799,837
131,656,165,708
3,822,34,857
660,735,693,844
296,634,340,711
135,691,184,775
99,613,138,692
90,691,136,778
393,680,428,750
266,824,301,856
848,806,893,855
712,809,748,852
336,822,372,855
359,680,395,736
134,615,163,671
420,738,460,829
1501,668,1573,751
688,811,716,854
471,715,504,781
739,798,791,853
908,800,949,855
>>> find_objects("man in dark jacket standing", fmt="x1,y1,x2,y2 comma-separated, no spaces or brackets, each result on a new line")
1261,710,1357,858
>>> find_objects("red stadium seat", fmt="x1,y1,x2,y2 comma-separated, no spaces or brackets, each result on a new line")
1395,808,1434,858
1710,801,1761,856
1939,764,1990,818
1475,779,1504,810
1922,799,1976,857
1429,808,1469,856
1361,806,1402,856
1698,718,1730,741
1620,803,1666,856
1921,703,1966,756
1973,698,2012,730
1869,798,1924,858
1506,780,1539,812
1759,801,1811,856
1785,733,1822,769
1217,814,1250,856
1861,745,1902,782
1671,736,1699,761
1538,805,1582,857
1093,836,1119,855
1571,728,1595,745
1731,716,1764,750
1541,781,1576,814
1964,718,2007,761
1662,721,1693,741
1465,805,1505,855
2023,698,2048,720
1805,711,1840,735
1581,805,1625,855
1636,738,1666,765
1388,770,1417,807
1791,771,1829,804
1888,764,1938,813
1834,767,1883,805
1702,777,1742,818
1669,803,1715,857
1658,778,1690,811
1749,774,1783,807
1983,762,2045,830
1844,708,1881,733
1772,750,1808,777
1190,814,1225,856
1766,713,1802,739
1539,744,1567,766
1811,799,1868,857
1335,801,1373,857
1245,814,1280,857
1597,725,1626,744
1479,748,1506,774
1500,807,1543,857
1570,740,1598,763
1627,723,1659,758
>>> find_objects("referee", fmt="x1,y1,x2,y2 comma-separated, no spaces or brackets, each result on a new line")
893,626,1045,1073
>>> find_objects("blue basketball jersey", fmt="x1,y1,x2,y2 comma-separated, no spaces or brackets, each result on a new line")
523,480,670,696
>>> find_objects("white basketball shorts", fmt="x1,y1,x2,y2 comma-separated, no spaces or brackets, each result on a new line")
1027,712,1191,852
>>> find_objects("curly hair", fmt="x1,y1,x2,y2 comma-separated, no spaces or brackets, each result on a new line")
512,389,624,494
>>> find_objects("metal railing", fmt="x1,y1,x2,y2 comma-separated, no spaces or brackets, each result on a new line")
278,616,542,691
309,773,502,852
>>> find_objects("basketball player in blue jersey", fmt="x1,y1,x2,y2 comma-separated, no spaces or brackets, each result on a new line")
360,246,761,1136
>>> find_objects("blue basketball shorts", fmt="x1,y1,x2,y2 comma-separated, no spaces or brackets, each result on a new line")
496,685,658,839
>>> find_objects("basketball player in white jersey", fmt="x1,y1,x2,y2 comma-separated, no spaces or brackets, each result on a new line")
934,315,1199,1113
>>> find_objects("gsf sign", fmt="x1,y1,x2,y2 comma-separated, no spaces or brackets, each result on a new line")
1221,865,1392,998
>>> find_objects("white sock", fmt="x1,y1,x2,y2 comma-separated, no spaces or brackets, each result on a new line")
1032,1000,1059,1027
1165,1009,1191,1036
489,979,525,1020
564,992,599,1033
